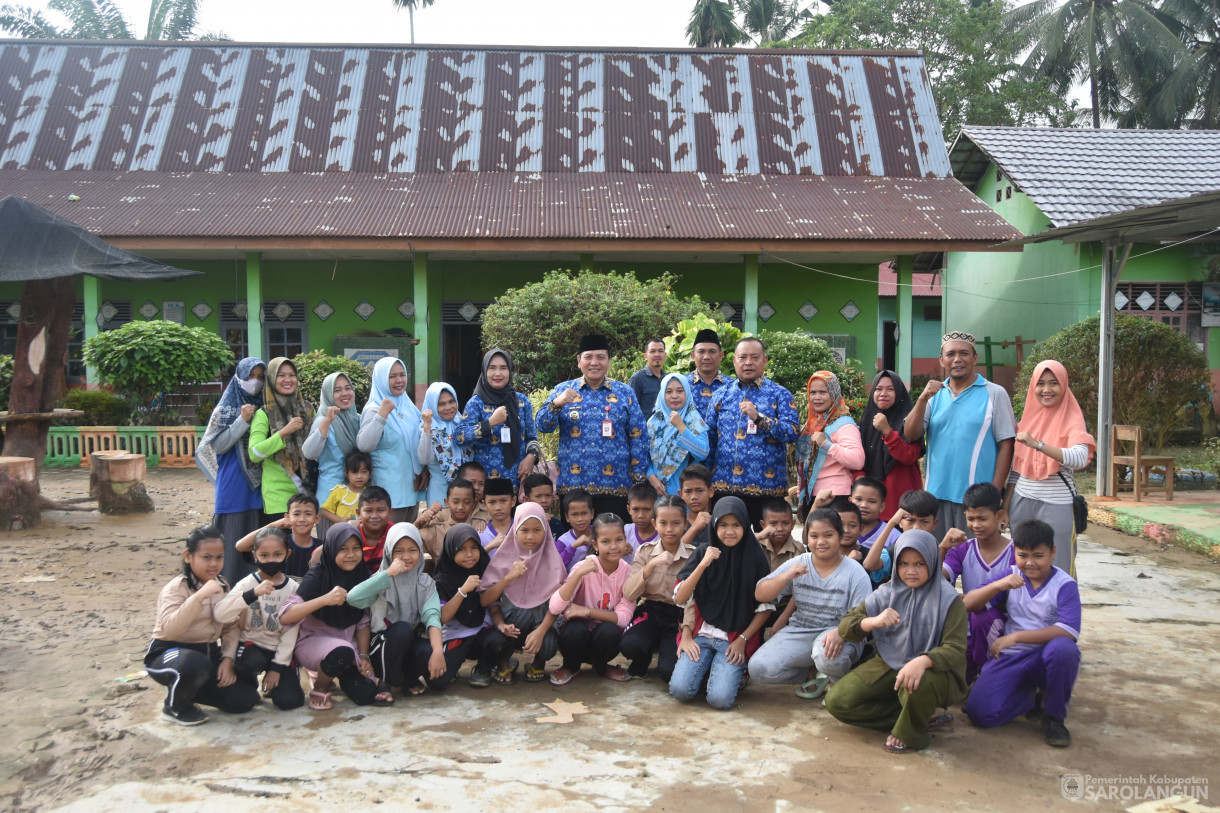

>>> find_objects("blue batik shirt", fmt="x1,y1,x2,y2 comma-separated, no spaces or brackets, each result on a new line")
536,377,648,496
452,391,542,488
686,371,730,421
706,376,800,497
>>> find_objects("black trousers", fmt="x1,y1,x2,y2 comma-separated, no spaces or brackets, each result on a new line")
370,622,421,689
234,642,305,710
619,600,683,679
557,619,622,674
408,626,500,689
319,646,379,705
714,492,770,529
592,495,631,523
145,641,259,714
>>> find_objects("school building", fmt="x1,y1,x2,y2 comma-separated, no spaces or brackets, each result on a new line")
0,40,1018,399
944,127,1220,393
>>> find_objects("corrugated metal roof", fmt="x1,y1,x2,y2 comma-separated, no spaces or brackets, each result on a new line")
0,41,951,179
877,261,941,296
949,126,1220,227
0,169,1017,242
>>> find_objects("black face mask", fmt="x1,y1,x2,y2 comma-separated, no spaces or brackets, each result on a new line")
257,560,288,578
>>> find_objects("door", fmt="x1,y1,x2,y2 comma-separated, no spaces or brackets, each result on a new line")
441,301,492,404
883,320,898,372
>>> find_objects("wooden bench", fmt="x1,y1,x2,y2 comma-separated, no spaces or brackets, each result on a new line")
1109,425,1174,502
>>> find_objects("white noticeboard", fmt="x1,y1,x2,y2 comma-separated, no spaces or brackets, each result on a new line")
344,348,399,366
163,301,186,325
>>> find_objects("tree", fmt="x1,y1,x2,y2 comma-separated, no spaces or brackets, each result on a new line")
788,0,1074,142
391,0,435,45
480,270,713,391
1004,0,1184,128
83,320,234,410
0,0,225,40
736,0,812,45
687,0,744,46
1149,0,1220,128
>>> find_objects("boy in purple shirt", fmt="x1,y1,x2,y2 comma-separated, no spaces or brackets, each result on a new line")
939,483,1014,682
963,519,1081,747
556,489,595,569
623,483,659,566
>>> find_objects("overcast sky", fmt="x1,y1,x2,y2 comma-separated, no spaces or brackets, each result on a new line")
86,0,694,48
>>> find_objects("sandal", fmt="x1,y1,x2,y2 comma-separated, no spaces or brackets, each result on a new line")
308,690,333,711
524,663,547,683
884,740,918,754
928,712,954,730
549,667,577,686
372,683,395,707
407,683,427,697
796,674,831,700
493,658,519,686
603,665,631,683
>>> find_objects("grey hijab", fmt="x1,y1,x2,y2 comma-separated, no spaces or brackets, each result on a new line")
863,530,960,670
370,523,437,633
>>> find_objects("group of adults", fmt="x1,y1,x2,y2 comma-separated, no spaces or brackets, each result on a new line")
196,326,1094,585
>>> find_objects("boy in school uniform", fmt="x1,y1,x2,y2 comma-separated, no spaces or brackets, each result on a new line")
678,464,715,547
417,478,485,561
354,486,392,571
624,482,660,565
756,499,804,571
939,482,1014,683
863,489,939,586
480,477,516,551
852,477,899,552
964,519,1081,747
556,489,596,569
418,461,492,532
523,472,567,539
235,493,321,580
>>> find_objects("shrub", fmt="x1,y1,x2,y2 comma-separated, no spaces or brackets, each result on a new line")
0,354,11,410
758,330,869,417
664,314,747,377
480,270,713,390
292,350,373,408
60,388,131,426
1015,314,1209,453
83,320,233,407
608,350,648,386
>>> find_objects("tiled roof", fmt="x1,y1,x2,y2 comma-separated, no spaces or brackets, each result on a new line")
949,127,1220,227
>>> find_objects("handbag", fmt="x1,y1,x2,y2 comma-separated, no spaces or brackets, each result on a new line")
1056,472,1088,534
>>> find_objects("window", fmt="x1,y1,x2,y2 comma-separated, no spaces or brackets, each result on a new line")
1115,282,1205,349
262,301,308,359
218,301,249,363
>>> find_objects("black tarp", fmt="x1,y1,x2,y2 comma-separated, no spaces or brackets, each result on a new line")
0,196,199,281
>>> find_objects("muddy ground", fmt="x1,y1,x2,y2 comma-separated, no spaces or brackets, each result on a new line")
1,468,1217,812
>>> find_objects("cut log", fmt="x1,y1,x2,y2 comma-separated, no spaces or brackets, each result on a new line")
0,458,40,529
89,452,153,515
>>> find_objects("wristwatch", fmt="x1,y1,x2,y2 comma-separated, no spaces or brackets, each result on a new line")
1036,440,1045,452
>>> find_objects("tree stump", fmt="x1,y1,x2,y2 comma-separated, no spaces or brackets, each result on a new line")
90,452,154,515
0,456,40,529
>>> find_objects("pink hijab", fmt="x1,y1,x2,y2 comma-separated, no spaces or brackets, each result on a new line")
479,502,567,609
1013,360,1096,481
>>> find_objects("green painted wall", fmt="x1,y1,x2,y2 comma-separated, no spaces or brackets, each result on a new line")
878,297,943,361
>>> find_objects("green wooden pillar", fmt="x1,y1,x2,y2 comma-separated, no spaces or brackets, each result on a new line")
743,254,759,334
82,275,100,385
413,251,440,402
245,252,263,360
896,255,914,382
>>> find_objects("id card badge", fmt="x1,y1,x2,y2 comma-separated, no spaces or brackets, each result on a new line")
499,426,511,443
602,419,615,438
746,419,758,435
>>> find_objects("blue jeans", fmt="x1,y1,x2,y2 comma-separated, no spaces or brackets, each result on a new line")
668,634,747,710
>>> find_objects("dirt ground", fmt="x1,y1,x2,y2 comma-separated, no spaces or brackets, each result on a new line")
1,468,1217,813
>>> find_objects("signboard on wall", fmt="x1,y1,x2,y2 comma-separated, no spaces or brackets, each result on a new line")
163,300,186,325
1203,283,1220,327
345,348,399,366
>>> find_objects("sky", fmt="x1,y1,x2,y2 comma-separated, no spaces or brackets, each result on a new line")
91,0,694,48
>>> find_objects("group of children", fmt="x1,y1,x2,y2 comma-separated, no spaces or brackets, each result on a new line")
149,462,1081,753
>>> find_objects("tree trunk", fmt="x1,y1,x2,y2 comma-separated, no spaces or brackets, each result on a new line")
7,278,76,473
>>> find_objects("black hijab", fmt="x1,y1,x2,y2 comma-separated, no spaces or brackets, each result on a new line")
433,523,490,629
677,497,772,633
473,348,521,467
295,522,370,630
859,370,923,480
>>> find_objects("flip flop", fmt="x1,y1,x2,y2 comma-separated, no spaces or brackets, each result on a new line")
493,657,519,686
308,690,333,711
796,674,831,699
406,683,427,697
372,683,395,706
928,712,954,730
884,741,917,754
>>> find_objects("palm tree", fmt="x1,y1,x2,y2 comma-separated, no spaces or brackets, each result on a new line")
0,0,219,40
391,0,435,45
735,0,811,45
1152,0,1220,128
1005,0,1185,128
687,0,744,47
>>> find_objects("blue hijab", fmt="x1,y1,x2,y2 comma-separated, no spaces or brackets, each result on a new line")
647,373,709,482
421,381,468,480
196,356,265,487
365,357,422,470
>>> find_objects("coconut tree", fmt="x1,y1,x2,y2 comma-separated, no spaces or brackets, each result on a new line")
735,0,812,45
687,0,744,46
1152,0,1220,128
0,0,217,40
391,0,435,45
1005,0,1185,128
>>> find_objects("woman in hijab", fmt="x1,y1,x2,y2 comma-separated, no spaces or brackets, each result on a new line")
669,497,774,710
248,357,312,519
358,357,424,521
418,382,469,505
860,371,924,520
303,371,362,533
430,523,506,689
454,349,543,489
196,357,266,586
278,523,386,709
646,373,710,495
1007,360,1095,577
796,371,865,512
346,523,444,697
824,530,967,753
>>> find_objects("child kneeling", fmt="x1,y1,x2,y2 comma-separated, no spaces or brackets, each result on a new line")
825,530,967,752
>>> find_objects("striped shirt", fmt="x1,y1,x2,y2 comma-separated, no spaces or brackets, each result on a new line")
1007,444,1090,505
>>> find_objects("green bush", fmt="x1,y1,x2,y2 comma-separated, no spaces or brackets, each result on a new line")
480,270,713,391
608,350,648,386
83,320,233,407
664,314,747,377
292,350,373,408
0,354,11,411
60,388,131,426
1015,314,1210,453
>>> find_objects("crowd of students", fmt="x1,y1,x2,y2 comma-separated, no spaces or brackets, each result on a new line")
165,330,1089,752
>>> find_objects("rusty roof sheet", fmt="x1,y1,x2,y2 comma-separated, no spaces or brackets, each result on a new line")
0,41,952,179
877,261,941,296
0,169,1018,243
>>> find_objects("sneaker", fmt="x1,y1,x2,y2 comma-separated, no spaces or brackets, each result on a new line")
1042,715,1071,748
549,667,577,686
162,702,208,726
468,665,493,689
